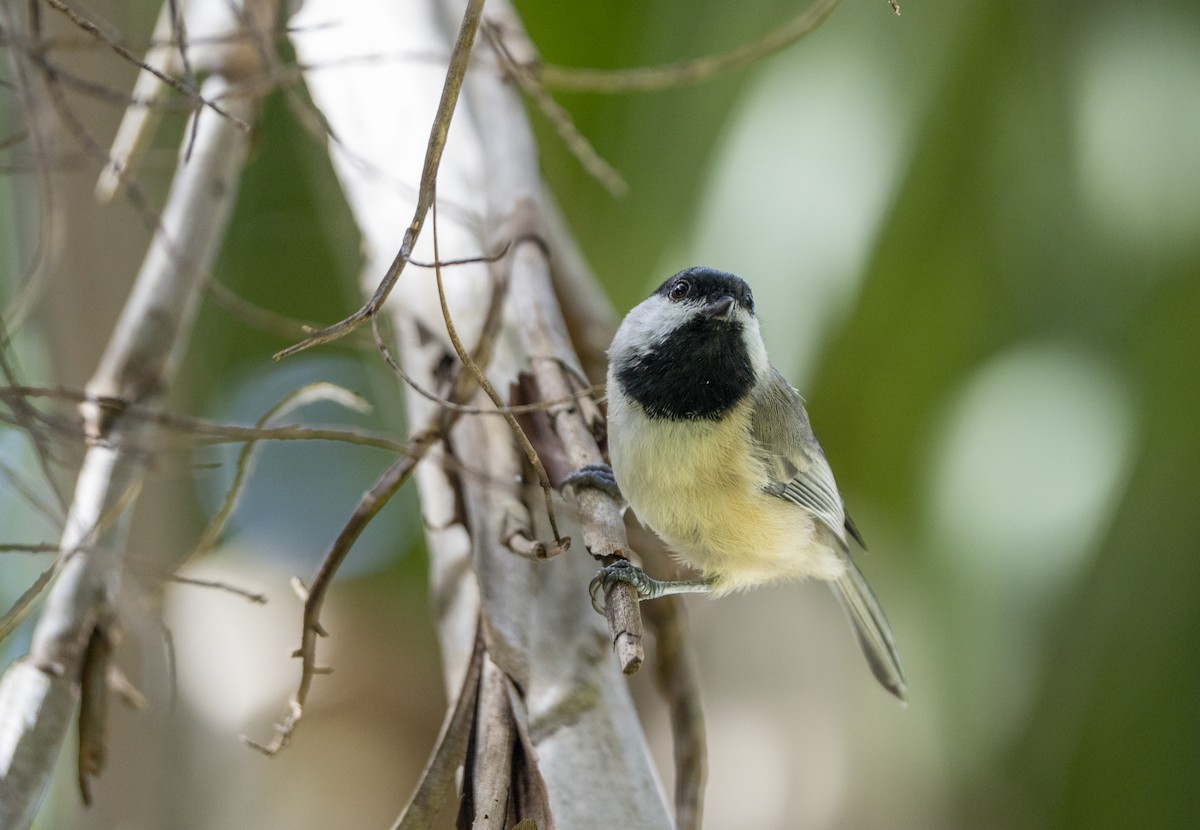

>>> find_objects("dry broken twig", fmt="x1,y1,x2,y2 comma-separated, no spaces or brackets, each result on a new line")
248,253,514,757
243,422,445,756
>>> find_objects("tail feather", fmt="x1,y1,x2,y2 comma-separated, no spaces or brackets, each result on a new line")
831,555,907,702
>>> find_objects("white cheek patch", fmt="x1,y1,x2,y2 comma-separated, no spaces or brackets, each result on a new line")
739,316,770,376
609,296,696,365
610,295,771,385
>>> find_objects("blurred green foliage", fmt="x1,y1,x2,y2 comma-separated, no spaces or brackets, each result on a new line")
519,0,1200,827
4,0,1199,827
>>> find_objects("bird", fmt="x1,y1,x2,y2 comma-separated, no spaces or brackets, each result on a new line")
571,266,907,700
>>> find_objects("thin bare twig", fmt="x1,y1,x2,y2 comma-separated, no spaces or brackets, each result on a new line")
0,560,58,644
504,528,566,561
0,26,280,54
182,422,404,450
189,383,371,559
642,596,707,830
0,129,29,148
37,0,250,129
168,575,267,604
429,197,566,545
0,10,55,336
0,320,67,514
0,67,258,826
482,22,627,196
2,384,406,453
166,0,202,162
7,63,217,110
273,0,487,360
372,318,602,417
537,0,843,93
3,381,403,448
248,264,513,756
405,245,514,270
0,543,60,554
204,280,333,340
0,457,66,528
244,422,442,757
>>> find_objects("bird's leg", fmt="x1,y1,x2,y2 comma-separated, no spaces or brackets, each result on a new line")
567,466,709,610
562,463,623,501
589,559,713,613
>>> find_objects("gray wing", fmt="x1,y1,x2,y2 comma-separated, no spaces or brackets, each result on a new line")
749,369,849,544
750,369,908,701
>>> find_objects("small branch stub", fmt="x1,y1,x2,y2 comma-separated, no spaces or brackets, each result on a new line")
604,572,644,674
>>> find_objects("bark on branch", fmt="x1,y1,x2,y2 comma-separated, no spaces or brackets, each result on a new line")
0,1,273,823
0,75,257,830
290,0,673,823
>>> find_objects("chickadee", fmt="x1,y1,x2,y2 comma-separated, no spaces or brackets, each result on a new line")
578,266,907,701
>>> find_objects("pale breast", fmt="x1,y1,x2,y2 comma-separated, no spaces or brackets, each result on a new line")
609,397,843,593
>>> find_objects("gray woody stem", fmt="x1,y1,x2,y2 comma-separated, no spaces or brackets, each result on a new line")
456,0,645,674
0,77,256,830
288,0,671,821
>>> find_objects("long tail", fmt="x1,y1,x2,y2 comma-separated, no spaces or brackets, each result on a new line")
831,555,908,702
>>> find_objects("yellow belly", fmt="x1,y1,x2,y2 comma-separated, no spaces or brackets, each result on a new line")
609,400,844,594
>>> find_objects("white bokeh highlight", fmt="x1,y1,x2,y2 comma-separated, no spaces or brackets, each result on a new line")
685,50,907,384
925,343,1136,760
1072,9,1200,257
929,344,1135,591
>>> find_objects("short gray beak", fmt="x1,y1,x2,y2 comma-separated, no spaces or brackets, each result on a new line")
703,295,736,319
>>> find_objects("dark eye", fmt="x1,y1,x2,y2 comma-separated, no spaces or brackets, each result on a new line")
744,292,754,312
669,280,690,302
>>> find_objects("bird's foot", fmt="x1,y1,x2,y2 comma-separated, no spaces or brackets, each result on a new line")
588,559,711,613
562,463,622,501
